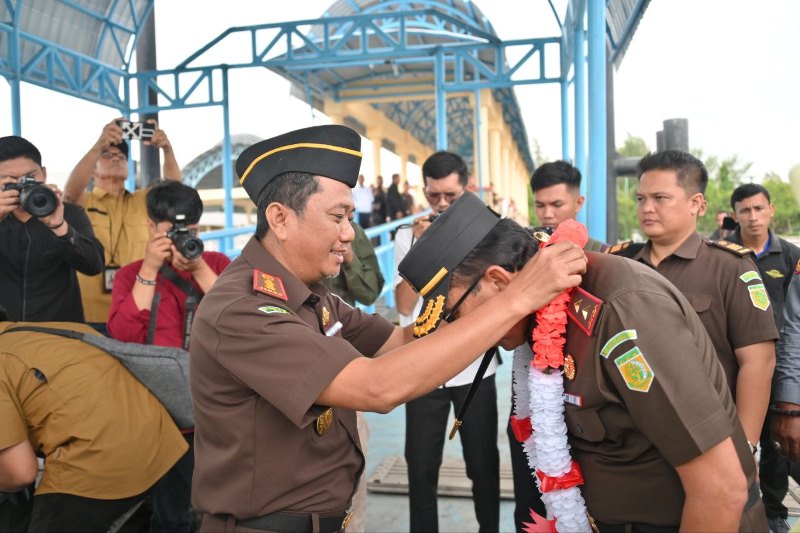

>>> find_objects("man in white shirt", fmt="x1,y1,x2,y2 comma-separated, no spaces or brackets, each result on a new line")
393,151,499,532
352,174,374,228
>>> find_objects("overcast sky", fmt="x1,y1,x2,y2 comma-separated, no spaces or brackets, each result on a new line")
1,0,798,186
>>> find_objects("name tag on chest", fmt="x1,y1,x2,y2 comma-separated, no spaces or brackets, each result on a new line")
325,321,343,337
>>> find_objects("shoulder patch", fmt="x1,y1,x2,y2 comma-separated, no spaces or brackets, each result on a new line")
567,287,603,336
600,329,638,358
707,239,753,257
739,270,761,283
614,346,654,392
253,269,288,301
258,305,290,315
748,283,771,311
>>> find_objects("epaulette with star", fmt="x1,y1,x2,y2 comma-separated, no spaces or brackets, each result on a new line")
706,240,754,257
604,241,644,258
253,269,288,300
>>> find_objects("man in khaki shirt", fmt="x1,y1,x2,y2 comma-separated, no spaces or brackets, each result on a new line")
64,118,182,332
0,306,186,532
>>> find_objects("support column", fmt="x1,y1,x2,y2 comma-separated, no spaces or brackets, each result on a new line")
371,136,383,182
560,78,570,161
221,67,234,251
587,0,607,242
574,8,587,211
435,49,448,150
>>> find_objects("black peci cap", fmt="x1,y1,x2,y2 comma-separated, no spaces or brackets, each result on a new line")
398,192,500,337
235,125,363,203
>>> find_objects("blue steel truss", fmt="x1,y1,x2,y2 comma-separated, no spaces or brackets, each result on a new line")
2,0,651,243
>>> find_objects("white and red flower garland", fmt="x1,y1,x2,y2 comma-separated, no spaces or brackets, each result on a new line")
511,220,591,533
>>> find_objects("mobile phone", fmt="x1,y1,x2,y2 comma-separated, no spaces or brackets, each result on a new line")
116,120,155,141
721,216,738,230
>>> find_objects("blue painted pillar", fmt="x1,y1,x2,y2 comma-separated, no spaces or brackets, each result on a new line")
560,78,570,162
475,89,484,201
587,0,607,241
434,49,447,150
9,2,22,135
221,67,235,253
573,12,587,225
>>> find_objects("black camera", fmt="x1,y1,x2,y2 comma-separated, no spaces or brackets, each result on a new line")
2,176,58,217
428,213,439,223
167,214,204,260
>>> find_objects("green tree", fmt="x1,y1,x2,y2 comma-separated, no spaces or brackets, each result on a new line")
763,174,800,235
615,134,649,240
695,150,751,235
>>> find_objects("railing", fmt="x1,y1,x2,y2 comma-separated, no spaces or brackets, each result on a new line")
200,211,429,313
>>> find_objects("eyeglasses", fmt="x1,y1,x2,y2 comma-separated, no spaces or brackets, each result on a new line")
424,190,463,203
100,151,126,160
443,273,483,323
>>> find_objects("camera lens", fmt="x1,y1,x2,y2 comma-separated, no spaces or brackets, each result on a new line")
172,232,204,260
20,184,57,218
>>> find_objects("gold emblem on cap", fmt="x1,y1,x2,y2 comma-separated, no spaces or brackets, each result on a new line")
533,231,551,243
564,354,576,380
316,407,334,436
413,295,446,338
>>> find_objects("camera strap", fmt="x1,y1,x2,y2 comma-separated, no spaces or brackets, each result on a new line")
158,265,201,350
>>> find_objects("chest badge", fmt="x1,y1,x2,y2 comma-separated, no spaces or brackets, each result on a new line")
564,354,576,380
322,306,331,330
315,407,334,436
253,270,288,301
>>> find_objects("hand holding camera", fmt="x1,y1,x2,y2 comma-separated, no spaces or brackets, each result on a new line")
1,175,59,219
411,212,438,239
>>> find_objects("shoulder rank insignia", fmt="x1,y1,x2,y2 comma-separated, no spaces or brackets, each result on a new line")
315,407,334,435
567,287,603,336
765,269,785,279
748,283,771,311
707,240,753,257
253,269,288,301
604,241,631,254
614,346,654,392
414,295,445,338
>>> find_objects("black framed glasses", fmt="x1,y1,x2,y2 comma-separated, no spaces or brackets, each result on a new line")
443,273,483,323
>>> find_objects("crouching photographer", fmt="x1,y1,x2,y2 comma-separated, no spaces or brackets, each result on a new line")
107,180,229,533
0,136,104,322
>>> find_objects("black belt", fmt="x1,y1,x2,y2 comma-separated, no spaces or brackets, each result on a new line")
234,511,350,533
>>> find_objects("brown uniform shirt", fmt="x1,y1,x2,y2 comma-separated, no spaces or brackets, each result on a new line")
632,232,779,395
553,252,759,526
190,237,395,519
0,321,187,499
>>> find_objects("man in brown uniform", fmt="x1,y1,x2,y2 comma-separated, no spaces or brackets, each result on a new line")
399,194,767,531
632,150,778,454
189,125,587,533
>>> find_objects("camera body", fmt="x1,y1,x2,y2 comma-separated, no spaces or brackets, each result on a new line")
2,176,57,217
166,214,204,260
116,120,155,141
428,213,439,223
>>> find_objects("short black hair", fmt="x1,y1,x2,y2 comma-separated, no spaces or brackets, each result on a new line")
637,150,708,194
255,172,321,239
0,136,42,166
530,160,581,193
421,151,468,187
451,218,538,287
146,181,203,225
730,183,771,211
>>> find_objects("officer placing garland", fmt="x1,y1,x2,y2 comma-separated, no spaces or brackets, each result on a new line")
188,125,587,533
398,193,768,532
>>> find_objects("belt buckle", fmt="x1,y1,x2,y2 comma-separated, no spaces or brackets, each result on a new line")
340,511,353,531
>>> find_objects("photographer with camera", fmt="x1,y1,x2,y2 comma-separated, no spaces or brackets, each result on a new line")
0,136,104,322
64,117,182,334
107,181,228,533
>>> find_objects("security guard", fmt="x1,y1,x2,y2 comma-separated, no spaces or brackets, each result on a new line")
398,194,768,531
189,125,587,533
